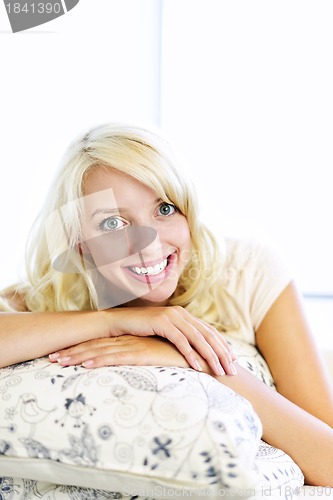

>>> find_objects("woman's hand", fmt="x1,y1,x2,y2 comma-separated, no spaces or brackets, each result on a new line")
49,335,192,369
50,305,237,376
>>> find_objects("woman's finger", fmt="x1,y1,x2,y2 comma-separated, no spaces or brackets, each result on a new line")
154,316,225,375
197,318,236,358
59,347,148,368
49,337,135,365
168,311,237,376
195,319,238,364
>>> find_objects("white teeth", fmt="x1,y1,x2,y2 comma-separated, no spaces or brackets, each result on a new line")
131,258,168,276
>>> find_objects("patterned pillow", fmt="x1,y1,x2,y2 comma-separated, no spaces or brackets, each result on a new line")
0,357,263,497
225,336,276,388
0,336,306,499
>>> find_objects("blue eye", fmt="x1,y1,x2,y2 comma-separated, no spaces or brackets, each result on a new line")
158,203,177,216
99,217,126,232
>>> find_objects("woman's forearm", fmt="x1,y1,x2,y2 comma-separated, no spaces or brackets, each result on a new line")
0,306,235,375
0,310,109,368
217,363,333,486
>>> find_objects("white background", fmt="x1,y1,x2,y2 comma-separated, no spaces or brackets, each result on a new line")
0,0,332,347
161,0,333,296
0,0,161,287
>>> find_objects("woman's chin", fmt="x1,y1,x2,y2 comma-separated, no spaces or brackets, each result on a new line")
126,282,177,307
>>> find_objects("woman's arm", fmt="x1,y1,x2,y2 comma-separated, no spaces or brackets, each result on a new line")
217,363,333,487
256,281,333,427
0,297,234,375
0,309,110,368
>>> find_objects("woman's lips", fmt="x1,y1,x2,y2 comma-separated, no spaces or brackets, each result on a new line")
122,252,176,284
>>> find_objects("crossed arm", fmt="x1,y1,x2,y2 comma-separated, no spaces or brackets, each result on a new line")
46,282,333,486
1,282,333,485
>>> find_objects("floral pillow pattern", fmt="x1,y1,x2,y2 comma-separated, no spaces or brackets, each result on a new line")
0,337,304,499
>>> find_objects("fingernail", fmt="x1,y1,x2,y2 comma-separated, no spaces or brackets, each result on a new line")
57,356,71,364
193,359,203,372
49,352,60,360
82,360,94,368
215,363,225,376
229,363,237,375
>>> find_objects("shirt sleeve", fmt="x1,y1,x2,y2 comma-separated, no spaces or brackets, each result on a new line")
248,242,293,331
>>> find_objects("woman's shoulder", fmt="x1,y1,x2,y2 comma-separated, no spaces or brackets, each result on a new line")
222,237,291,281
223,237,270,268
221,237,293,332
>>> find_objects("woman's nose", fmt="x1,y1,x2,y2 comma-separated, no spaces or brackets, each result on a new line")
125,226,158,257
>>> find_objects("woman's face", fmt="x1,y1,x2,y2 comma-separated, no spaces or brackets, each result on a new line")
81,167,191,307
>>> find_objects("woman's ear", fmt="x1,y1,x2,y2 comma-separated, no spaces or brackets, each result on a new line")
76,241,96,270
77,241,91,256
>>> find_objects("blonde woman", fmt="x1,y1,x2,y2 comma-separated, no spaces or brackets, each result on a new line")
0,123,333,486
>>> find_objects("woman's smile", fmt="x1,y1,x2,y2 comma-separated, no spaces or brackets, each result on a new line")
122,252,176,284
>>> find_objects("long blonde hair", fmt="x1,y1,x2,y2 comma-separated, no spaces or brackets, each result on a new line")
2,123,232,330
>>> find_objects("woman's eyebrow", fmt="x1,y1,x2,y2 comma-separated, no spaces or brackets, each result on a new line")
90,198,163,219
91,207,124,218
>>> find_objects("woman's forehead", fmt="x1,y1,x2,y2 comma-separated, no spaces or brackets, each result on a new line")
83,167,160,209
